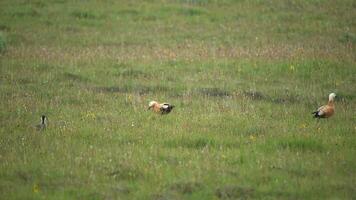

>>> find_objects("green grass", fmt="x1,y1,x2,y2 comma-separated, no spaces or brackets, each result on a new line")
0,32,6,53
0,0,355,199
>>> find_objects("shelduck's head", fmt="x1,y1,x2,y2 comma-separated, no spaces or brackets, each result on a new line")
148,101,158,110
41,115,47,125
329,93,336,102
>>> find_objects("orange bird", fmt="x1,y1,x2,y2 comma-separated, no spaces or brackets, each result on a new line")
148,101,175,114
312,93,336,119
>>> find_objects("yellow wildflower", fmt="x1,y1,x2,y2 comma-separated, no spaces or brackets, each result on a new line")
33,183,40,193
249,135,256,141
85,112,96,120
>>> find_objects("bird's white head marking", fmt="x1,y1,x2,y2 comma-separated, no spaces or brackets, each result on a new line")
148,101,157,108
329,93,336,101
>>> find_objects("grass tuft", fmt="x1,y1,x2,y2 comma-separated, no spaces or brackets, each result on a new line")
179,7,206,16
71,11,99,19
277,138,325,152
0,32,6,53
0,25,10,31
339,32,356,44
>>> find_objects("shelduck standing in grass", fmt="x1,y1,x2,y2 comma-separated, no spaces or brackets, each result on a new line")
312,93,336,119
36,115,47,131
148,101,175,114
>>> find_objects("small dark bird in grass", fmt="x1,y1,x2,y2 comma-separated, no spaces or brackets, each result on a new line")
35,115,47,131
148,101,175,115
312,93,336,119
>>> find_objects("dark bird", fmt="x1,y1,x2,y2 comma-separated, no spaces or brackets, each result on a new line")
35,115,47,131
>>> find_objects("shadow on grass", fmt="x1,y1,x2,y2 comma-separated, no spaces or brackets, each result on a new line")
13,78,33,84
16,170,32,182
116,137,141,146
0,33,6,53
339,32,356,44
0,24,10,31
95,85,173,95
243,90,300,104
165,137,216,149
243,90,265,100
11,9,41,18
151,182,203,199
215,185,254,199
197,87,231,97
116,9,139,16
71,11,103,20
63,72,91,83
337,92,356,103
178,7,207,16
165,138,240,149
169,181,203,194
270,166,321,178
107,164,143,181
116,69,151,78
152,192,180,200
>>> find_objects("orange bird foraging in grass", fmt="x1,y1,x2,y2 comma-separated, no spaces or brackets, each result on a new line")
312,93,336,119
148,101,175,114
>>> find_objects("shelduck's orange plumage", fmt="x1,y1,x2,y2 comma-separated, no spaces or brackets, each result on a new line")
312,93,336,119
148,101,175,114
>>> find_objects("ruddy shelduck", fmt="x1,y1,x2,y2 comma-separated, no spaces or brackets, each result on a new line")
148,101,175,114
312,93,336,119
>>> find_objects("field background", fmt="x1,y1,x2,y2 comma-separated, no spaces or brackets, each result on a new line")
0,0,355,199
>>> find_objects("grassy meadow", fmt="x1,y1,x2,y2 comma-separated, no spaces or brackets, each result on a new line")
0,0,355,199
